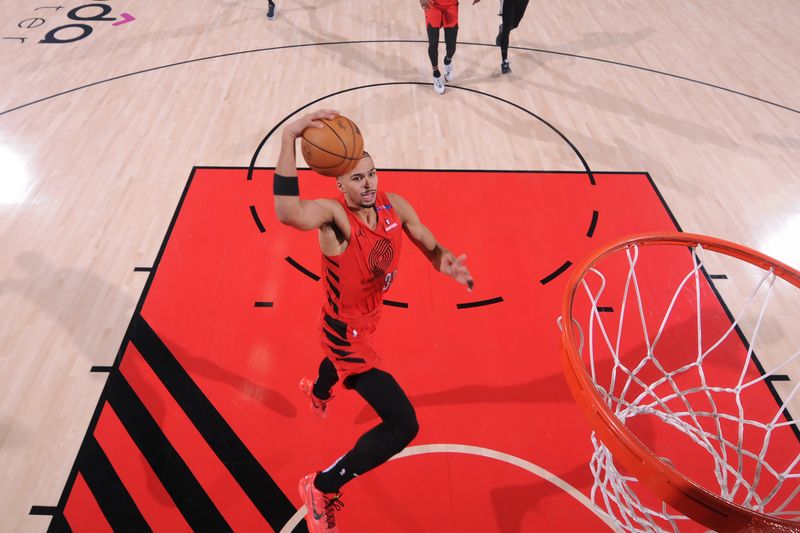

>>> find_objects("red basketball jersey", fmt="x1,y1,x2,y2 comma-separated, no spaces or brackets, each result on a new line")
321,191,403,322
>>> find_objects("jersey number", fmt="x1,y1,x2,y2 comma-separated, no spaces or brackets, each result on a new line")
382,269,398,292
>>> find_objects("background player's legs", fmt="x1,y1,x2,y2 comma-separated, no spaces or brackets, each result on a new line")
314,368,419,494
499,0,519,73
427,25,441,72
511,0,529,29
443,25,458,81
426,25,446,93
439,2,459,82
443,27,457,59
267,0,276,20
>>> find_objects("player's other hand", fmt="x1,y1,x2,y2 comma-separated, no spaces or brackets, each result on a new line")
284,109,339,139
441,253,474,291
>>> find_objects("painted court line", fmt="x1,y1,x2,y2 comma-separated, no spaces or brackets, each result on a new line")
279,443,617,532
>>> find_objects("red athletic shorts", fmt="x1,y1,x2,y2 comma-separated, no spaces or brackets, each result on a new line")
318,309,381,382
425,0,459,28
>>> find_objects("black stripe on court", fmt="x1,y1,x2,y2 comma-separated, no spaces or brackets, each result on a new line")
540,261,573,285
47,515,69,533
250,205,266,233
456,296,504,309
30,506,57,516
766,375,791,383
383,300,408,308
254,301,274,307
286,256,320,281
596,306,614,313
133,266,152,272
78,435,150,532
586,210,599,237
129,315,301,531
106,372,228,531
90,366,113,373
46,169,200,533
709,274,728,280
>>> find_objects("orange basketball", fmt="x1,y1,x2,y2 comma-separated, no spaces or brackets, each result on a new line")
300,115,364,177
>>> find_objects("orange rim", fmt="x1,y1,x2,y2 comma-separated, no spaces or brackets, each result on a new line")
560,231,800,532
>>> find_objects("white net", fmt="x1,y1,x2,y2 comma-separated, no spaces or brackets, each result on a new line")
569,242,800,532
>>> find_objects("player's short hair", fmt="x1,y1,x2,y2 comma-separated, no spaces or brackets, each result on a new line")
337,151,374,181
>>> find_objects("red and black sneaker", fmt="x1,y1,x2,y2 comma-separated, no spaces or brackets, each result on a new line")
298,473,344,533
299,377,332,419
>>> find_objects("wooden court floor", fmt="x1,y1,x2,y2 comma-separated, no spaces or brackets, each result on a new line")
1,1,799,531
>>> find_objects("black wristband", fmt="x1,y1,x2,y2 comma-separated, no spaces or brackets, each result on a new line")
273,173,299,196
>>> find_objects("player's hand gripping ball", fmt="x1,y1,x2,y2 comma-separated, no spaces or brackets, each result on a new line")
301,115,364,177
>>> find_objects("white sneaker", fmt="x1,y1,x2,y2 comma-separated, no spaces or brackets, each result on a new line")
444,60,454,82
433,74,445,94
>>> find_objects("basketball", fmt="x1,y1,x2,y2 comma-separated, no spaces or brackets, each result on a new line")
300,115,364,177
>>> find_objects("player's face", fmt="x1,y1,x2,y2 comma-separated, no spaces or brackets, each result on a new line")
339,156,378,208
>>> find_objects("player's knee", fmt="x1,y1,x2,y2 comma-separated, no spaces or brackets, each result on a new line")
395,410,419,446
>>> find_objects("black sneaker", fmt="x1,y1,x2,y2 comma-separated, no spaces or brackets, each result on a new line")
495,24,503,46
501,60,511,74
267,2,276,19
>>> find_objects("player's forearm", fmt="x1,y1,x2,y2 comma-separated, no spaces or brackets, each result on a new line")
427,242,451,272
276,130,299,177
274,131,301,224
408,223,448,271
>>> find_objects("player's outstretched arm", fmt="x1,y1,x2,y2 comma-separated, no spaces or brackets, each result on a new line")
273,110,341,231
389,193,474,291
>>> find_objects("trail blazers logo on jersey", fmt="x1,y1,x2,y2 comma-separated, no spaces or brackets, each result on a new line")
368,239,394,277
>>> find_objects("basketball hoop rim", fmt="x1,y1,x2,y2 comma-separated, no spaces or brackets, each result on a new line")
560,231,800,532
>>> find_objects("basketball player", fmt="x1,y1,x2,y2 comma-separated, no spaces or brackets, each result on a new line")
495,0,529,73
273,109,474,532
420,0,481,94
